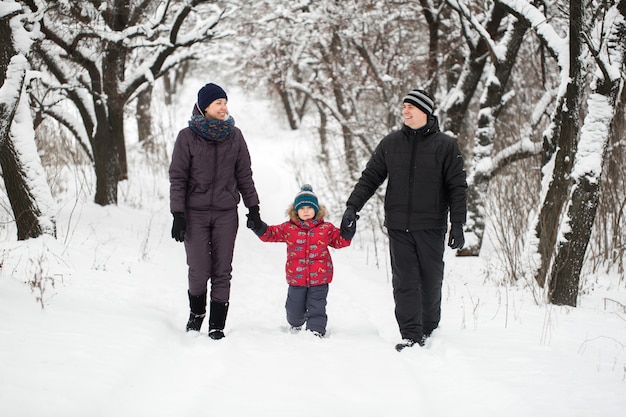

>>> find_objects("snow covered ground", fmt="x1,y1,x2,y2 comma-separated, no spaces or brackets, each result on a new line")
1,86,625,417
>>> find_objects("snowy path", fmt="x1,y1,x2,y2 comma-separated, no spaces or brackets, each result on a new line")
1,91,624,417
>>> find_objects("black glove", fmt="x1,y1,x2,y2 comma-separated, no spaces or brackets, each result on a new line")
340,206,359,240
448,223,465,249
246,205,267,236
171,212,186,242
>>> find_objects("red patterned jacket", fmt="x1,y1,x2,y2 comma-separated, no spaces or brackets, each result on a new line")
259,205,351,287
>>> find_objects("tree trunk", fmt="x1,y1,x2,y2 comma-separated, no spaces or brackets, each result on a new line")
111,104,127,181
92,98,120,206
0,14,18,148
1,10,56,240
89,55,127,205
277,84,300,131
315,102,330,162
0,134,56,240
549,178,597,305
102,15,128,183
92,129,120,206
441,3,507,137
534,1,585,296
162,62,189,107
328,32,358,174
137,84,153,145
462,18,528,256
419,0,441,92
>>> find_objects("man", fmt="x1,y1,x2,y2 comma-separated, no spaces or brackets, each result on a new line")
341,88,467,351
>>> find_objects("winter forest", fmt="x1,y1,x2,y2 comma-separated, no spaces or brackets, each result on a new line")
3,0,625,304
2,1,626,415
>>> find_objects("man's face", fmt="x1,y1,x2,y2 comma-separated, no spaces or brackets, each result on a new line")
402,103,427,129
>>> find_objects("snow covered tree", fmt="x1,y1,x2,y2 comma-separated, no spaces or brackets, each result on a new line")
0,0,56,240
235,1,311,131
238,0,439,213
136,85,154,146
236,0,624,295
547,0,626,305
27,0,230,205
498,0,626,305
439,0,508,138
443,0,540,256
529,1,585,297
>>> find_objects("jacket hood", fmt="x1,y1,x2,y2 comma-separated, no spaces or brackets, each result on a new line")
287,204,328,223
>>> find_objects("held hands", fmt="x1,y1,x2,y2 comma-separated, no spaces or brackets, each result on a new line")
340,206,359,240
246,205,267,236
448,223,465,249
171,212,186,242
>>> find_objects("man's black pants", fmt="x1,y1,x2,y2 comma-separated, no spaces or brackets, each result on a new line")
388,228,446,341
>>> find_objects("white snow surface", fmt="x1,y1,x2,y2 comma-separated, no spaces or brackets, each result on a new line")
1,87,625,417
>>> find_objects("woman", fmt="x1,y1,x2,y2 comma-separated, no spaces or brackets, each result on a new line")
169,83,263,339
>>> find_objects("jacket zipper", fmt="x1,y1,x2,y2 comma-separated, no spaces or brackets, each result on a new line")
406,134,418,231
211,142,218,207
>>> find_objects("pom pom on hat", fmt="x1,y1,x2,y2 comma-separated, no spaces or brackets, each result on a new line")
403,88,434,115
197,83,227,111
293,184,319,215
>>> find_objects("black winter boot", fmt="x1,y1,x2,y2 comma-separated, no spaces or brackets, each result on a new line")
186,291,207,332
208,301,229,340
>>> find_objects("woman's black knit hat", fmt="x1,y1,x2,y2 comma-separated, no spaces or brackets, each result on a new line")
197,83,227,111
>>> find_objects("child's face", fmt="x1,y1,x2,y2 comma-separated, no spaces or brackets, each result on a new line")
297,206,315,220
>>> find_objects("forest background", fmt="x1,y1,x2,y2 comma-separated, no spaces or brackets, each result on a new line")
1,1,625,310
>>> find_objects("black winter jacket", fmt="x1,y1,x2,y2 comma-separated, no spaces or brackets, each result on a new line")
346,116,467,231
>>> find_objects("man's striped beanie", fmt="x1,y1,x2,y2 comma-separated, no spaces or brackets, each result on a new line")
403,88,434,115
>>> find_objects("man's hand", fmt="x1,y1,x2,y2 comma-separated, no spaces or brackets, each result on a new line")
340,206,359,240
447,223,465,249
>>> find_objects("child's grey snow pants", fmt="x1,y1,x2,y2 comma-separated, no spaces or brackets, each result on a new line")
285,284,329,335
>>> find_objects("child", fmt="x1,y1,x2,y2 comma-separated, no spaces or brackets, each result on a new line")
247,184,355,337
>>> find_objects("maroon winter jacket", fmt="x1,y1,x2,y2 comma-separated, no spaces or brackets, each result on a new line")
169,111,259,213
259,205,351,287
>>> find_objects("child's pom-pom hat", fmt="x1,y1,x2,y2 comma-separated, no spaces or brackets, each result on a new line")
293,184,319,215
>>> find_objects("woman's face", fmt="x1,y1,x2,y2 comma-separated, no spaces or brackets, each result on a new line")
297,206,315,221
203,98,228,120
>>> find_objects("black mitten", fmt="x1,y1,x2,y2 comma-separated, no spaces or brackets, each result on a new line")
246,205,267,236
340,206,358,240
171,212,186,242
447,223,465,249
